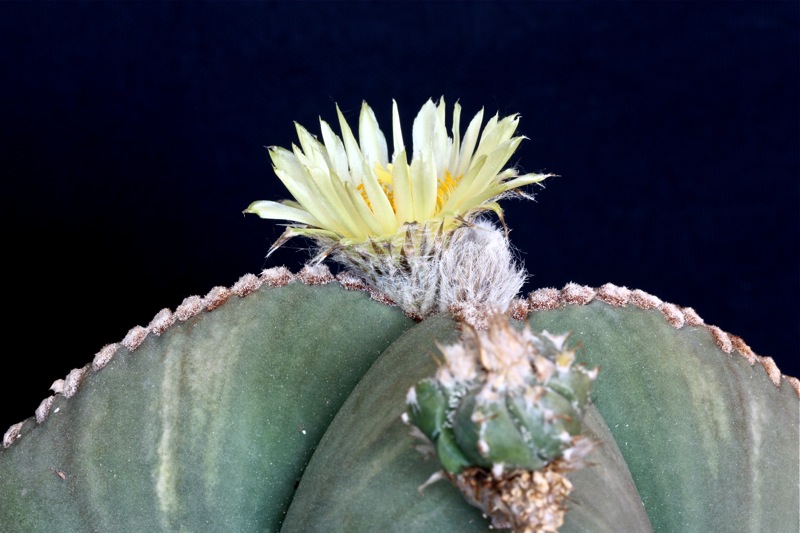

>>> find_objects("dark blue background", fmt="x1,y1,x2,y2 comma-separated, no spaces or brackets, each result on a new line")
2,1,798,431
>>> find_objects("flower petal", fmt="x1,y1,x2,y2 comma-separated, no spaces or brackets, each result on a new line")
358,101,389,167
448,100,463,172
274,166,344,235
410,153,438,221
306,165,369,240
391,149,414,224
244,200,322,227
269,147,331,220
391,99,405,160
283,227,340,240
342,181,386,236
251,99,546,249
498,172,553,192
460,137,526,202
294,123,330,171
411,99,436,161
360,160,398,235
455,107,485,177
336,105,365,183
439,153,488,215
432,98,450,175
472,114,519,165
319,119,350,183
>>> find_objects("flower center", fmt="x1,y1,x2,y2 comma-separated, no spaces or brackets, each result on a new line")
358,164,462,218
436,171,460,211
357,164,396,211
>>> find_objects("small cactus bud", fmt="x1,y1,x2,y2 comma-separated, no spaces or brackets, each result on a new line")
404,314,598,532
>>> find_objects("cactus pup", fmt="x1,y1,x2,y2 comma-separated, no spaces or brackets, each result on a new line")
403,313,598,532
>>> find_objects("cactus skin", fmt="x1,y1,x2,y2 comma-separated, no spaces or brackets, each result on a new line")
0,277,797,532
283,314,652,532
0,277,413,532
284,287,798,532
527,295,800,533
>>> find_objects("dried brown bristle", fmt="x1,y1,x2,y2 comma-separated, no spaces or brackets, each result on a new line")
231,273,262,297
297,263,334,285
260,266,295,287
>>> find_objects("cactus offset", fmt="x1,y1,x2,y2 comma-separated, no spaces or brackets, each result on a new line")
403,314,597,531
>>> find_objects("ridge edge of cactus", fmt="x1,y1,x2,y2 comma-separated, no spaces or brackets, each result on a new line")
5,278,795,451
0,264,391,450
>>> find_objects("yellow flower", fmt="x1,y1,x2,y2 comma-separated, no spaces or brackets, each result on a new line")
245,98,551,248
245,98,553,318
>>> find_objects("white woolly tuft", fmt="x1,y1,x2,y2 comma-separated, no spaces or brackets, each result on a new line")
319,219,525,319
405,386,418,407
436,343,478,387
561,436,595,470
492,462,505,477
437,220,526,314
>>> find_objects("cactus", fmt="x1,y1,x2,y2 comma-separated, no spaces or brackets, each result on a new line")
2,98,797,532
1,274,796,532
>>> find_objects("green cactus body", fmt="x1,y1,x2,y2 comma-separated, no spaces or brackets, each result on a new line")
0,273,797,532
527,285,800,533
282,313,650,532
284,285,799,532
0,270,413,532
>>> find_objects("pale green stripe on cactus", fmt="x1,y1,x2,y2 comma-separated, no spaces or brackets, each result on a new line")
281,314,654,532
0,280,413,532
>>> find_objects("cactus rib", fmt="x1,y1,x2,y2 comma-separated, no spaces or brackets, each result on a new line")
1,264,386,450
1,270,415,532
525,282,799,396
4,278,796,451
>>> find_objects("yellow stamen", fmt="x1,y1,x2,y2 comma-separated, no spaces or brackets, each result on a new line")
436,171,461,211
359,167,461,216
357,180,395,213
356,183,371,209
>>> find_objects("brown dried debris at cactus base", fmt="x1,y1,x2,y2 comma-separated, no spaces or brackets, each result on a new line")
3,270,798,450
452,462,574,533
